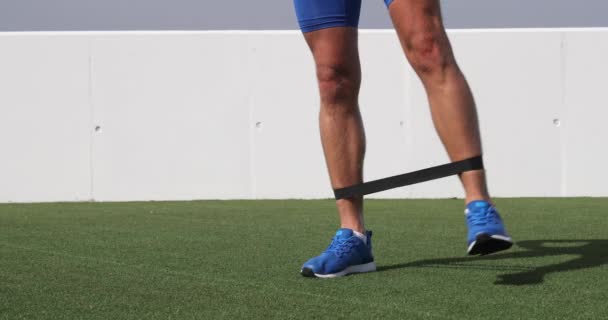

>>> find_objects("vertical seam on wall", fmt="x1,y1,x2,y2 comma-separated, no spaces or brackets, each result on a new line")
87,36,96,201
559,32,568,197
402,51,412,199
247,35,257,200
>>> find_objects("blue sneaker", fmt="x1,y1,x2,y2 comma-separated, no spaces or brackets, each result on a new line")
466,200,513,255
301,228,376,278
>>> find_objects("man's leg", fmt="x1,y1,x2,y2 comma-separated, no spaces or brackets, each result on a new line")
293,0,376,274
388,0,512,255
303,27,366,235
388,0,487,204
299,27,376,277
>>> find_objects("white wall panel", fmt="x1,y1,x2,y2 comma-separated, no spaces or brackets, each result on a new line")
0,29,607,202
563,30,608,196
0,35,91,202
247,33,327,199
397,31,564,198
90,34,251,200
444,31,564,197
358,32,412,199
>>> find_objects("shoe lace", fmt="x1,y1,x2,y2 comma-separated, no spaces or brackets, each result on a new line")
487,208,501,224
325,237,358,257
468,207,500,226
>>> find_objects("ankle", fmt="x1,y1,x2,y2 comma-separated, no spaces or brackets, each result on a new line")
336,198,365,234
465,196,492,206
340,223,365,234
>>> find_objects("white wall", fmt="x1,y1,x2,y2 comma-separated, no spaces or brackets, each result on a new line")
1,29,607,202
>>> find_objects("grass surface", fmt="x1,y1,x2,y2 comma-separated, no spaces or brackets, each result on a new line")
1,198,607,319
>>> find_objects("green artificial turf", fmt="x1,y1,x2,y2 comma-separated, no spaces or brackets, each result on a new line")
1,198,607,319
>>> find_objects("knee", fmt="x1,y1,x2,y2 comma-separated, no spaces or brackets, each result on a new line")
316,64,360,106
404,30,454,78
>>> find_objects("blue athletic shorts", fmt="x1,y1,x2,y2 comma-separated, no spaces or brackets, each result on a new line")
294,0,394,33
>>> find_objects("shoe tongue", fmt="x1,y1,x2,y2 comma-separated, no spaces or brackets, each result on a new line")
467,200,492,212
335,228,354,240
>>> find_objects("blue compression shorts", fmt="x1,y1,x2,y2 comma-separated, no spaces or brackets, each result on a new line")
294,0,394,33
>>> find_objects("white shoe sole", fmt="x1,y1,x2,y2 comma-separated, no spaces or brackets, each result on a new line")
303,261,377,278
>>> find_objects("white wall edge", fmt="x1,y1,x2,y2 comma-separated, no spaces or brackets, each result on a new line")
1,27,608,37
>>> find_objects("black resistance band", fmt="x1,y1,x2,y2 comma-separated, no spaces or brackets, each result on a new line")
333,155,484,200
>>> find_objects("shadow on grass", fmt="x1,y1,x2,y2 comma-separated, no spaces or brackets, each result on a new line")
377,240,608,285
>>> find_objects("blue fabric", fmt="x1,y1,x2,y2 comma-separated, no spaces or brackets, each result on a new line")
301,228,374,276
294,0,362,33
465,200,510,246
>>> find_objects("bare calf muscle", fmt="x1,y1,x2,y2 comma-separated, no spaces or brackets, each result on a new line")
389,0,489,202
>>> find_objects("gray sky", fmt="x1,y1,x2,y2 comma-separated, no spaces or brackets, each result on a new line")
0,0,607,31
